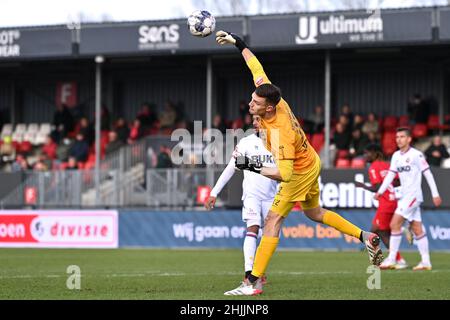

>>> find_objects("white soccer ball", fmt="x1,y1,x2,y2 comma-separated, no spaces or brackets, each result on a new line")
187,10,216,37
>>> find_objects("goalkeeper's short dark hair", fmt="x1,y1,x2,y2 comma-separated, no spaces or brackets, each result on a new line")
255,84,281,107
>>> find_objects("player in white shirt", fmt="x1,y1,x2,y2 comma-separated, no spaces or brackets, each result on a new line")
375,127,442,270
205,115,278,281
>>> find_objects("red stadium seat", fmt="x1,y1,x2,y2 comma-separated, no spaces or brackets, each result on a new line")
335,158,350,169
351,158,366,169
412,123,428,139
398,115,409,127
383,116,398,131
337,149,349,159
311,133,325,153
427,115,441,130
382,131,397,156
19,141,32,154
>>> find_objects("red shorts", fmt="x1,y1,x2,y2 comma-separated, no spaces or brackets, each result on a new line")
372,210,395,231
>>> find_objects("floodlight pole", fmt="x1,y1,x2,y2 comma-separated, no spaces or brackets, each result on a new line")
206,56,214,187
95,55,104,206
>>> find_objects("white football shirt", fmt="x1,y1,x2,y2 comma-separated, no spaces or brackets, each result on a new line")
388,147,430,202
210,133,278,201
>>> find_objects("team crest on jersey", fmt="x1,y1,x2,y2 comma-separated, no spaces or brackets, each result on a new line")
256,77,264,86
406,158,410,163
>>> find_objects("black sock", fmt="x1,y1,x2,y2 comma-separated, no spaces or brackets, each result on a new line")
359,231,364,242
248,274,259,284
245,271,252,279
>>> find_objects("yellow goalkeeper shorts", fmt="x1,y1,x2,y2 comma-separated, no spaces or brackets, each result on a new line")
270,154,321,217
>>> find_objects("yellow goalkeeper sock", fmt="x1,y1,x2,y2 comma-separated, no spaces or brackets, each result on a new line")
250,236,279,278
323,210,362,239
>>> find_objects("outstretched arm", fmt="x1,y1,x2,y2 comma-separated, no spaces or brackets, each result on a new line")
216,31,271,87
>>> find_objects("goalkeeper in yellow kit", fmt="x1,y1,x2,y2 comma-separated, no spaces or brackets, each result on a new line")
216,31,383,296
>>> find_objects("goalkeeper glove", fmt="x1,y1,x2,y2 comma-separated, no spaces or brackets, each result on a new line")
235,155,263,174
215,30,248,52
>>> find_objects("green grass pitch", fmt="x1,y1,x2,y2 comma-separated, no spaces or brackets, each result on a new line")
1,248,449,299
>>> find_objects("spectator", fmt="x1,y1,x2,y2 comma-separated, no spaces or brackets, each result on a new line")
367,132,380,145
156,145,173,168
306,105,325,134
212,114,227,134
362,112,379,136
56,138,74,162
407,94,429,124
66,156,78,170
0,136,16,163
353,114,364,131
42,135,57,160
79,117,95,146
425,136,450,167
128,118,145,143
38,153,53,171
52,104,75,142
33,161,48,172
349,129,369,158
332,123,351,151
105,131,124,155
69,133,89,162
341,104,354,129
11,154,29,172
137,103,158,131
159,101,177,129
115,118,130,143
337,115,352,140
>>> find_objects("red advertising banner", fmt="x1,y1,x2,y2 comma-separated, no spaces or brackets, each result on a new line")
55,81,78,108
0,210,118,248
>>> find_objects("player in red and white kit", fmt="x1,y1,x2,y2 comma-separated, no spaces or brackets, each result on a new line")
355,144,408,269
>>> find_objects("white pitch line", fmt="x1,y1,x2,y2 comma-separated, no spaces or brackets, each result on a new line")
1,269,449,280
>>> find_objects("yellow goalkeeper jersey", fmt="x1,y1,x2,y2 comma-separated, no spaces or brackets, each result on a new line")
246,56,318,174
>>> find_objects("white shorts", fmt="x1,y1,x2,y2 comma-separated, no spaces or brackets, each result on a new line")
242,197,273,228
395,197,422,222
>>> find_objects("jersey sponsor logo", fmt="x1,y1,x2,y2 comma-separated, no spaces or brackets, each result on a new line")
397,165,411,172
250,154,275,164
